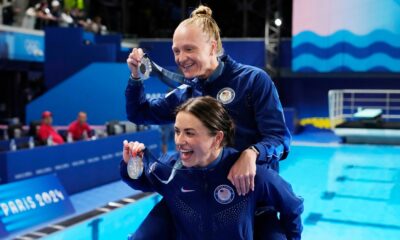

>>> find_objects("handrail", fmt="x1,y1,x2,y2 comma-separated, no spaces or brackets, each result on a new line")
328,89,400,129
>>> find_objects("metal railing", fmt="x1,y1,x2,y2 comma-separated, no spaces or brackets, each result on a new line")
328,89,400,129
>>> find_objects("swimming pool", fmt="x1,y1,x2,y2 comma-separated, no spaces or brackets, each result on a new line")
282,143,400,240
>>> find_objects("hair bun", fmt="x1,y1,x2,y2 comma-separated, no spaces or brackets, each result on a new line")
191,5,212,18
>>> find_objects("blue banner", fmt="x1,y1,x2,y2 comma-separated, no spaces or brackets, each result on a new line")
0,174,74,238
0,130,161,194
0,26,44,62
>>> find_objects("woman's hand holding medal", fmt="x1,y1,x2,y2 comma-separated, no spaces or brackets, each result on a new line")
123,140,145,179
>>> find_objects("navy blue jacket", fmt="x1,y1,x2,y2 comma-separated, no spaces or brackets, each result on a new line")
121,147,303,240
125,55,291,168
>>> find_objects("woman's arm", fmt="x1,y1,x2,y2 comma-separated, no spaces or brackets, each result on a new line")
256,169,304,240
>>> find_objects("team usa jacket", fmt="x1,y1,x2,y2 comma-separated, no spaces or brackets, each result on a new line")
120,147,303,240
125,55,291,169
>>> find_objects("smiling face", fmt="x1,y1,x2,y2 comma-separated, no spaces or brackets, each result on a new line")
172,23,219,79
174,111,223,168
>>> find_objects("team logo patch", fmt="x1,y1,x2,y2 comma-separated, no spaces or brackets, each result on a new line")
214,185,235,204
217,88,235,104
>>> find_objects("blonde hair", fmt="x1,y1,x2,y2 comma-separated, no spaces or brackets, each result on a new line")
181,5,223,56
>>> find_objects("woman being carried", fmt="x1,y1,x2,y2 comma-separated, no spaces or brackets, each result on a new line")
121,96,303,240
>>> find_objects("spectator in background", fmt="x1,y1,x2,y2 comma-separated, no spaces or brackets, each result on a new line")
38,111,64,145
11,0,29,27
48,0,62,27
34,0,57,29
69,7,85,27
79,15,107,34
22,3,37,29
68,111,91,141
1,0,13,25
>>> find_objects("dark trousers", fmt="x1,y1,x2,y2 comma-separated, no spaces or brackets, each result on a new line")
129,199,287,240
254,211,287,240
129,198,175,240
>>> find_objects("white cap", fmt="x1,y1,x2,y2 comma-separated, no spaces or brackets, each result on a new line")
51,0,60,7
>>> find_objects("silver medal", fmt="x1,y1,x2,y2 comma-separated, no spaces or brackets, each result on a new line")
138,56,152,80
127,155,144,179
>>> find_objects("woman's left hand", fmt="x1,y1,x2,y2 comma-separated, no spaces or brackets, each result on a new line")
227,149,257,196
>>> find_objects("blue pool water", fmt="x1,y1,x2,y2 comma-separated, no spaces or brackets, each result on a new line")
282,143,400,240
43,194,162,240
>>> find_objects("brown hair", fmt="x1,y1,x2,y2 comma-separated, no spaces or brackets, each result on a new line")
176,96,234,147
181,5,223,56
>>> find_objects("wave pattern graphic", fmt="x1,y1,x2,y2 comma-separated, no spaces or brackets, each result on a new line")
292,30,400,72
293,42,400,59
293,30,400,48
293,53,400,72
296,66,394,73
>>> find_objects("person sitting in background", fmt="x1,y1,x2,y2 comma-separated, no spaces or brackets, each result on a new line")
67,111,92,141
37,111,64,145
